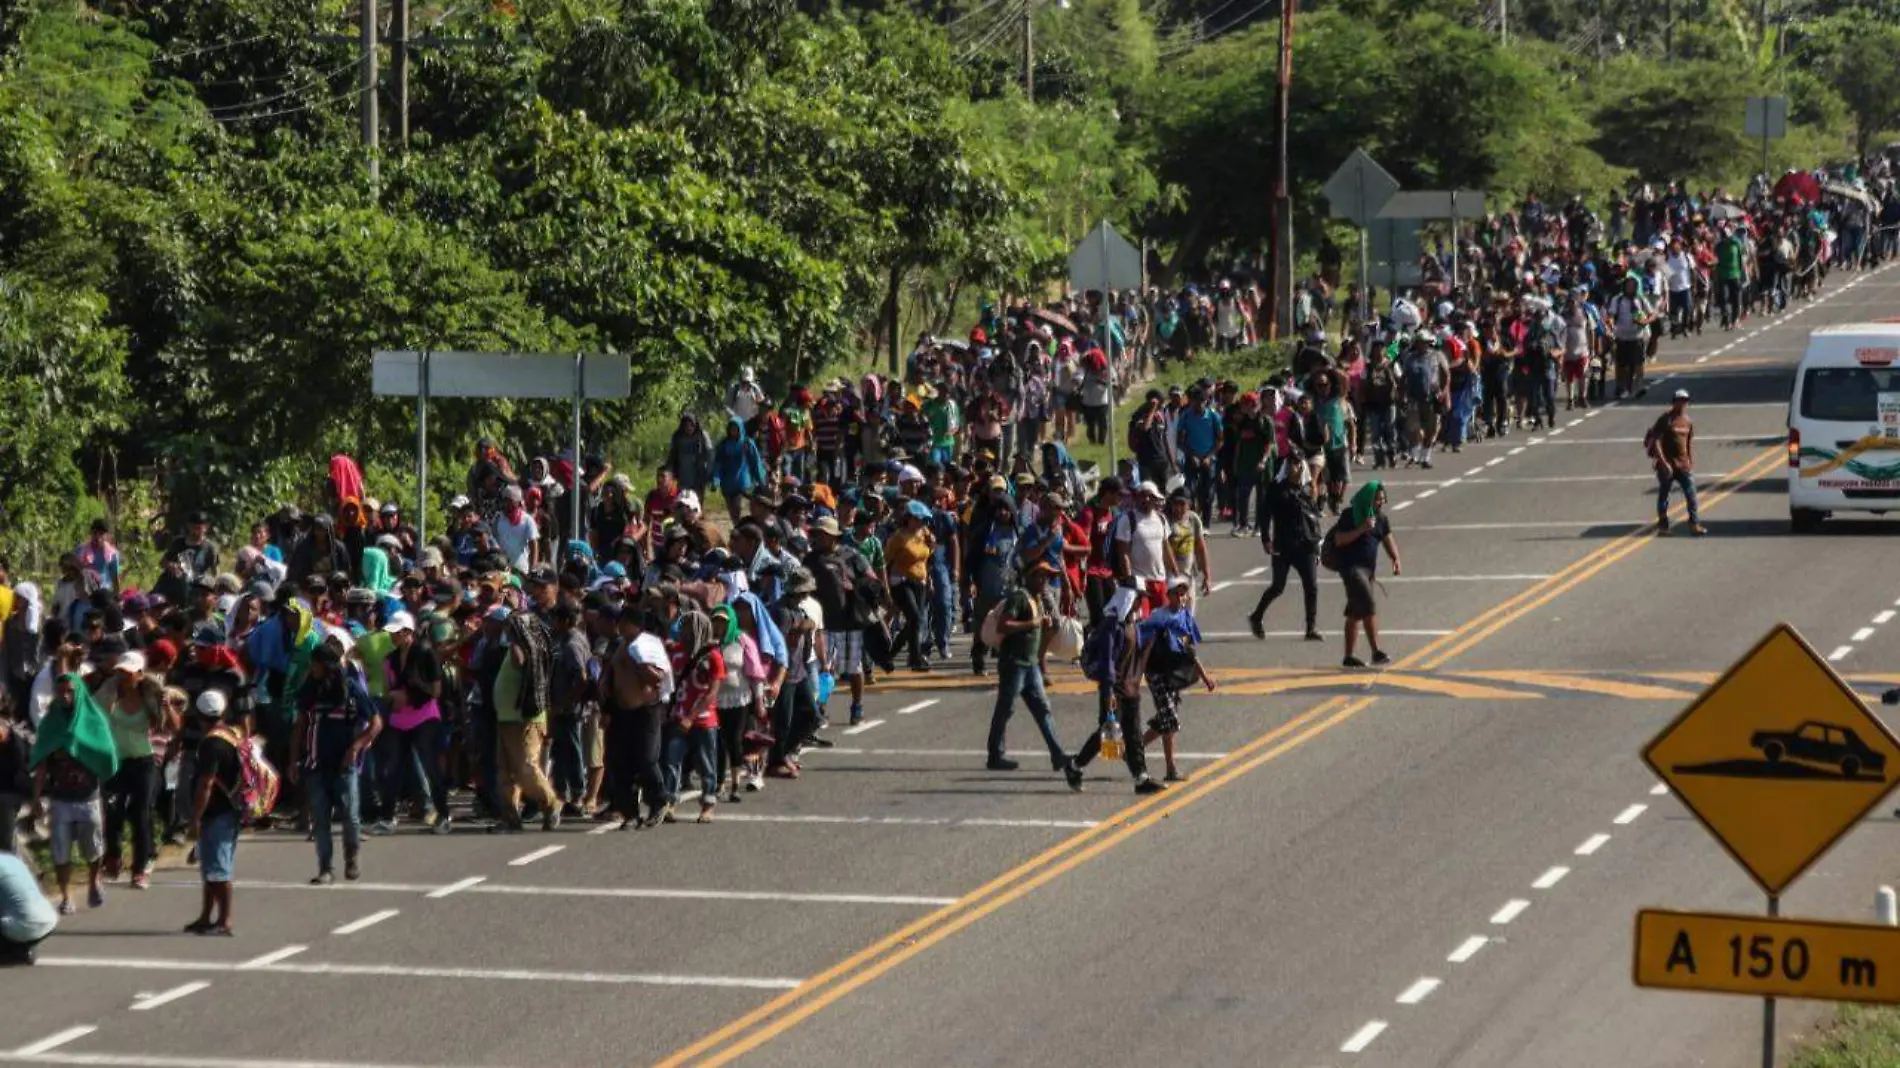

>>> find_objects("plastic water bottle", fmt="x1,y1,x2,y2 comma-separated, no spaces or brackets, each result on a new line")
1101,712,1123,761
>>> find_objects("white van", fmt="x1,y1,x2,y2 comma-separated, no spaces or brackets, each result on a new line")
1788,323,1900,532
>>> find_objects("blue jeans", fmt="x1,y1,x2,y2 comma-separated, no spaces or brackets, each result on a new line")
305,768,360,872
550,712,586,802
987,659,1067,768
928,561,956,657
662,725,719,807
1656,467,1699,522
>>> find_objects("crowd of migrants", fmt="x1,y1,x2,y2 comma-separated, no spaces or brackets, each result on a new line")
0,163,1888,950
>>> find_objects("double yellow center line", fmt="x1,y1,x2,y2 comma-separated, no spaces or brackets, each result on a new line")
657,444,1788,1067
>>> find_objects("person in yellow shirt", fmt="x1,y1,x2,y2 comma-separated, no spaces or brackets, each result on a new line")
883,501,936,672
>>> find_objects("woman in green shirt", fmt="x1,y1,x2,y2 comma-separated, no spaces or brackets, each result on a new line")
103,652,168,889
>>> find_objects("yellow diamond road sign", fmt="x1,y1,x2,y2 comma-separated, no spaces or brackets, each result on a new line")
1643,623,1900,895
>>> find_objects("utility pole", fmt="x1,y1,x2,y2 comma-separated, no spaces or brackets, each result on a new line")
1022,0,1034,102
1664,0,1674,60
1264,0,1296,340
1500,0,1508,45
360,0,379,190
392,0,409,146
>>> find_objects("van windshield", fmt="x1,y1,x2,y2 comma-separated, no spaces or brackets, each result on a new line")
1801,367,1900,422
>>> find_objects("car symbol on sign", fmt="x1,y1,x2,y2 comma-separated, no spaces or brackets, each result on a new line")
1750,721,1888,780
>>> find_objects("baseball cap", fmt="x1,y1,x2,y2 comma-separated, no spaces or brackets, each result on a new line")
1673,388,1690,401
383,612,416,634
191,622,227,646
1136,480,1162,499
194,690,228,718
812,516,842,536
1167,573,1192,591
420,547,444,569
114,651,146,673
525,566,557,586
677,490,702,514
448,494,471,510
379,501,400,515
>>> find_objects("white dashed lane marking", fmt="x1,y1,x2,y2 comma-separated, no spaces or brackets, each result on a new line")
1613,804,1647,825
1396,977,1441,1005
1448,936,1488,963
1576,833,1611,856
1340,1021,1388,1054
1490,899,1531,925
1532,866,1570,890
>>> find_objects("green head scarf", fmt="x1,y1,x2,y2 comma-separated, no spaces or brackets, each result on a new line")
1349,480,1384,529
710,604,740,649
360,547,396,595
31,672,120,783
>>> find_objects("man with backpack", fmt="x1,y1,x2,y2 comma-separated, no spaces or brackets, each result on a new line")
186,689,244,936
1357,347,1399,469
1246,471,1324,642
290,640,380,884
1067,587,1163,794
805,517,877,725
983,561,1075,783
1608,274,1656,400
1400,337,1449,469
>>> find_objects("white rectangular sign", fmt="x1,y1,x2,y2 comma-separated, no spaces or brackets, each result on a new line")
372,351,631,400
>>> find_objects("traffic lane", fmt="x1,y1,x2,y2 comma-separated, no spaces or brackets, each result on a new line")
1440,466,1898,677
710,689,1681,1068
0,969,172,1051
40,970,760,1068
1358,764,1900,1068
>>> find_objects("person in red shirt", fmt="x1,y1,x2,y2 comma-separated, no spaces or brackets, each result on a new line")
663,611,724,824
643,468,679,557
1075,477,1126,632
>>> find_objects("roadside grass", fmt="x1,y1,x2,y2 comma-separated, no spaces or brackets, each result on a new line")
1790,1006,1900,1067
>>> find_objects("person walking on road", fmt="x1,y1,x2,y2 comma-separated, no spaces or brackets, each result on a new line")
1136,576,1216,783
1330,481,1401,670
1247,471,1324,642
30,672,118,914
1068,587,1163,795
186,689,241,936
985,560,1073,779
1608,274,1657,400
1647,389,1706,536
290,640,380,884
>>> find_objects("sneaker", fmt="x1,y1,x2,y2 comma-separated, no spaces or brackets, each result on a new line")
87,885,105,909
1165,769,1187,783
368,821,394,837
561,802,585,819
1064,762,1085,793
849,703,864,727
1689,522,1708,536
1342,655,1367,669
57,899,75,916
1304,629,1323,642
986,756,1021,772
1134,777,1168,795
744,773,762,792
1420,460,1434,470
542,806,562,832
311,870,335,886
1655,518,1671,535
1247,614,1265,640
344,858,361,881
130,873,149,891
1370,650,1391,666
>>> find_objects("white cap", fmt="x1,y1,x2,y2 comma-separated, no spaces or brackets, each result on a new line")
115,651,146,673
677,490,701,514
898,465,924,484
1167,574,1192,591
1135,480,1162,498
383,612,416,634
448,494,471,510
195,690,227,717
1673,389,1691,401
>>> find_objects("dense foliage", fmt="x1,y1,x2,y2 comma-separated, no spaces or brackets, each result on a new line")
0,0,1886,564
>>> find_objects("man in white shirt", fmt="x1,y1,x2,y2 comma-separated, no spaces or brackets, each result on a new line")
1608,275,1656,400
607,606,675,829
1112,482,1170,598
491,485,538,573
1663,238,1695,339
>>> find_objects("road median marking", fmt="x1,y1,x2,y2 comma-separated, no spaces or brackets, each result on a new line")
656,443,1789,1067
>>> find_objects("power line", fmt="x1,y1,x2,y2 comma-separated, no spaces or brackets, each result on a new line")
947,0,1015,34
961,0,1027,59
0,31,278,87
214,84,365,126
1158,0,1274,58
200,54,359,115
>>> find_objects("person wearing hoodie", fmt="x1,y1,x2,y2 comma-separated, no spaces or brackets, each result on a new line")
4,583,43,720
286,515,350,589
712,417,768,523
666,412,714,499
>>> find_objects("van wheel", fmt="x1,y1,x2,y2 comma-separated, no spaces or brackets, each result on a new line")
1791,509,1824,534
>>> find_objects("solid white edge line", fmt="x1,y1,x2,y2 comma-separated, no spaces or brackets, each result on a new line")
1614,804,1648,825
0,1053,450,1068
1576,833,1611,855
1209,581,1234,594
1340,1021,1389,1054
1491,899,1531,925
472,884,960,906
130,981,210,1012
1243,566,1268,578
35,956,805,991
1829,645,1854,662
1448,936,1489,963
1532,866,1570,890
332,909,401,936
842,719,885,735
426,876,485,899
588,821,619,836
12,1030,98,1057
894,699,940,715
508,845,565,867
237,945,306,969
1395,977,1442,1005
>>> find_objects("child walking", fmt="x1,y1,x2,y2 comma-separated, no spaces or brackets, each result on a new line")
1136,575,1216,782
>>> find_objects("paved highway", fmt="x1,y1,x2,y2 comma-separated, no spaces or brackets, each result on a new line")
8,263,1900,1068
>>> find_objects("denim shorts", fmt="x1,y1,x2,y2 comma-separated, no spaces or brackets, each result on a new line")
50,799,103,866
198,811,239,884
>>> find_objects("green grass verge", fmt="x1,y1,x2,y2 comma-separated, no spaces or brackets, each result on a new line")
1790,1006,1900,1067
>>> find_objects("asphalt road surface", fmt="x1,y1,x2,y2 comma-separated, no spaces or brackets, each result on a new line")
11,264,1900,1068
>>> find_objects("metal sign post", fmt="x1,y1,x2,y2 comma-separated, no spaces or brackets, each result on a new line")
416,351,430,545
1746,97,1789,180
1069,221,1143,474
571,354,586,550
1322,149,1400,324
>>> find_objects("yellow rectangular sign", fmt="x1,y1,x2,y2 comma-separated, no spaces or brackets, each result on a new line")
1635,909,1900,1004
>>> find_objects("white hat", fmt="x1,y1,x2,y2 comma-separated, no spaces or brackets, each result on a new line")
1673,388,1690,401
1167,574,1192,591
195,690,227,717
898,464,924,484
115,651,146,673
677,490,702,514
448,494,471,510
1135,480,1162,498
383,612,416,634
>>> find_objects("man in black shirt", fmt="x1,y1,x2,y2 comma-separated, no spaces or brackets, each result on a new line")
1247,476,1324,642
1330,482,1402,670
290,642,379,884
187,690,242,936
153,513,221,608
